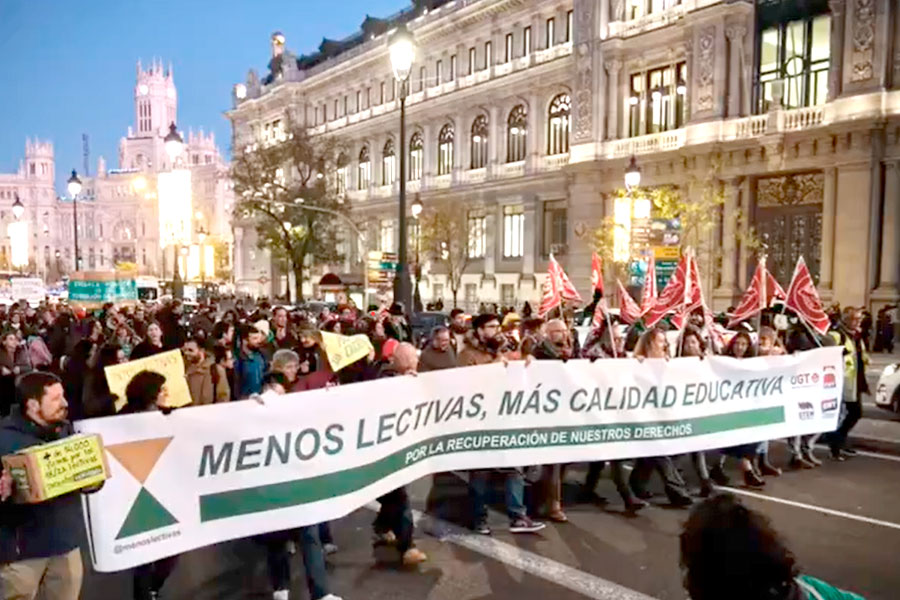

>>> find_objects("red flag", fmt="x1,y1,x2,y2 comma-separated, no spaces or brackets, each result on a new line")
550,254,583,304
640,255,658,316
728,261,766,328
616,280,642,325
784,256,830,335
591,297,609,327
768,271,787,301
538,269,561,318
643,255,689,328
590,253,604,295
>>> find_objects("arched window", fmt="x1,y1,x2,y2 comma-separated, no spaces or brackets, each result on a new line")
547,93,571,155
382,139,396,186
470,115,489,170
507,105,527,163
409,133,424,181
358,146,371,190
437,123,454,176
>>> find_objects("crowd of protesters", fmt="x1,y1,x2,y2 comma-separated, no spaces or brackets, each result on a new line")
0,293,872,600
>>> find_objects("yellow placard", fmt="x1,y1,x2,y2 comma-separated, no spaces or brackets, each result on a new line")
319,332,374,372
2,434,109,503
104,349,192,411
653,245,681,260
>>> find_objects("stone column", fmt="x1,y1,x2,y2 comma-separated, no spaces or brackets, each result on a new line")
820,167,837,289
527,93,540,172
725,25,746,117
523,195,537,274
454,115,465,183
605,59,621,140
827,0,845,100
714,178,741,306
737,177,752,289
876,161,900,292
599,0,609,39
422,122,435,185
484,208,497,276
488,103,500,175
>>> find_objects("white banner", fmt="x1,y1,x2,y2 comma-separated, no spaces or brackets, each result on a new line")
76,348,843,572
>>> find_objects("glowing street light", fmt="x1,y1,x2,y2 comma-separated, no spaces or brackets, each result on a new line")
11,194,24,220
67,169,83,271
624,156,641,191
164,123,184,165
410,193,423,219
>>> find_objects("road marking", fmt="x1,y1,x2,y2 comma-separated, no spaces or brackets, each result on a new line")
850,449,900,463
718,487,900,532
364,502,656,600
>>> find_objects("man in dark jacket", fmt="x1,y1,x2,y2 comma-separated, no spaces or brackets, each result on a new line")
0,372,92,599
418,326,457,372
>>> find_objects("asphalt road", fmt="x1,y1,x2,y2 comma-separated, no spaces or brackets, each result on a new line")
79,443,900,600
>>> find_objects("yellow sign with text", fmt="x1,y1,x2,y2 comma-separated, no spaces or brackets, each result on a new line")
653,246,681,260
2,434,109,503
319,332,375,372
105,350,192,411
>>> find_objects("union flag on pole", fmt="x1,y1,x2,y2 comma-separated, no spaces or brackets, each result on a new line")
784,256,830,335
643,254,689,328
727,258,786,328
550,254,583,304
590,252,604,295
639,255,658,316
616,280,642,325
538,271,561,317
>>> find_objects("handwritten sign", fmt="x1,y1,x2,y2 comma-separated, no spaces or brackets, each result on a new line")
2,434,109,503
319,332,374,372
11,278,45,305
104,349,192,411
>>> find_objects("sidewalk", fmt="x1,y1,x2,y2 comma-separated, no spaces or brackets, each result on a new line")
849,418,900,455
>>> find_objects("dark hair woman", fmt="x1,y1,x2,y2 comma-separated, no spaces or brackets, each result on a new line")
83,343,126,418
677,325,714,498
62,339,93,421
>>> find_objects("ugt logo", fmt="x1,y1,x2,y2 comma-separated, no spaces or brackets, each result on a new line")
106,437,178,539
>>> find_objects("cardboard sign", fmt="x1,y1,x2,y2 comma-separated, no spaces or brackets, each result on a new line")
319,331,374,372
2,434,110,503
10,278,45,306
104,349,192,411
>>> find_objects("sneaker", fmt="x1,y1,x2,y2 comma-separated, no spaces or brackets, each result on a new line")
323,543,339,555
624,497,648,512
402,547,428,566
473,520,491,535
273,590,289,600
509,517,546,534
709,464,731,486
373,530,397,545
790,456,816,470
668,491,694,508
744,470,765,487
843,448,859,456
759,461,782,477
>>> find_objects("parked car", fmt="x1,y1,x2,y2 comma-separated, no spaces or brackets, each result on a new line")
875,362,900,412
410,311,449,347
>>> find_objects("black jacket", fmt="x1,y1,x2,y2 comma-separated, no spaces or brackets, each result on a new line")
0,412,84,563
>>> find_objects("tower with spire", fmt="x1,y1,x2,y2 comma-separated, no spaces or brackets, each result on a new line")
121,58,179,172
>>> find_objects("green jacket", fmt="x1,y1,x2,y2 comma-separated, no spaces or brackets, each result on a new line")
797,575,865,600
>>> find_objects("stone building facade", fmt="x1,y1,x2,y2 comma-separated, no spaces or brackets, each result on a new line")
229,0,900,312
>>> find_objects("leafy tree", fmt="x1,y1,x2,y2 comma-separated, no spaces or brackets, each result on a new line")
231,120,349,301
418,200,471,309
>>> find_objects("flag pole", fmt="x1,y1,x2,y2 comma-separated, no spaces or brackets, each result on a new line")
604,301,618,358
678,249,692,357
756,254,766,334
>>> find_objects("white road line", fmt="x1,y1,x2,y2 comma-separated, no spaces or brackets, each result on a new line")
718,487,900,532
364,501,656,600
851,449,900,463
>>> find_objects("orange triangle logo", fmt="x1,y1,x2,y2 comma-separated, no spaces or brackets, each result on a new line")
107,437,173,484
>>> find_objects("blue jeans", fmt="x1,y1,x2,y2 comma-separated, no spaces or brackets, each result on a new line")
262,526,329,599
469,469,526,522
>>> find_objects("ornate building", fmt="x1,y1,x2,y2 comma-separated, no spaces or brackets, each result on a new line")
228,0,900,311
3,59,234,285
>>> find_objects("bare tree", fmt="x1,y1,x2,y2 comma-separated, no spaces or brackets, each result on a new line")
419,200,471,308
231,119,348,301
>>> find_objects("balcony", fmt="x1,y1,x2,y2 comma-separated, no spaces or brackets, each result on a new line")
434,174,452,189
534,41,572,65
729,114,768,140
346,189,368,203
783,105,825,131
542,153,570,171
606,0,722,39
608,129,685,159
407,179,421,194
498,161,525,178
494,62,514,78
464,167,487,184
374,184,395,199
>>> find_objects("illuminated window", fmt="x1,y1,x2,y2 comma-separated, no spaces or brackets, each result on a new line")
546,18,555,48
382,139,396,186
503,205,525,258
484,41,492,70
757,13,831,112
542,200,567,256
507,105,528,163
505,33,514,62
523,26,532,54
438,123,454,176
566,10,573,42
436,60,443,85
409,133,424,181
335,153,349,195
628,62,687,137
467,214,486,258
469,47,476,74
449,55,457,81
379,220,394,252
470,115,489,169
547,93,571,155
357,146,371,190
419,66,426,92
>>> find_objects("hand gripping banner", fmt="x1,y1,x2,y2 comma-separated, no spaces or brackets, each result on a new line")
76,348,843,571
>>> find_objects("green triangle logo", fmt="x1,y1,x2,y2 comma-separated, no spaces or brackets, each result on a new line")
116,487,178,540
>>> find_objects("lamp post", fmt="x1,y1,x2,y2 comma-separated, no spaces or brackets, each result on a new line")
164,122,185,298
11,194,24,220
66,171,82,271
197,225,208,286
389,23,415,315
410,193,423,312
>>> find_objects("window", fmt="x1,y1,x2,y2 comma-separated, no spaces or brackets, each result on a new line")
409,133,424,181
546,18,555,48
450,55,457,81
757,13,831,112
358,146,371,190
88,248,96,269
469,47,476,74
382,139,396,186
484,41,492,69
356,90,361,112
335,153,349,195
366,87,371,108
566,10,573,42
628,62,687,137
470,115,489,169
379,220,394,252
501,284,516,306
465,283,478,307
507,104,528,162
343,95,348,115
505,33,514,62
419,66,426,91
436,60,443,85
547,93,571,155
503,205,525,258
524,26,532,55
542,200,568,256
433,283,444,302
380,82,386,104
142,248,147,266
467,214,486,258
333,99,338,120
438,123,454,176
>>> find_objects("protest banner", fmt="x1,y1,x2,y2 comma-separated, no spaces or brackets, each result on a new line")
76,347,842,572
10,277,45,306
319,331,374,371
104,349,191,411
68,271,138,308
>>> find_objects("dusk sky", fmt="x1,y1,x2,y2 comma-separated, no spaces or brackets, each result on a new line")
0,0,405,192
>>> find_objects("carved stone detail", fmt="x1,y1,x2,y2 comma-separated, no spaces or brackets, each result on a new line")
695,26,716,112
605,59,622,74
725,26,746,41
756,173,825,208
850,0,875,82
572,0,595,143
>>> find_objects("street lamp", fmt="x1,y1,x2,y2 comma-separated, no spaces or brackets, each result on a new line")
624,155,641,191
197,226,208,286
11,194,24,220
164,123,184,166
411,194,423,312
66,170,82,271
389,23,416,315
